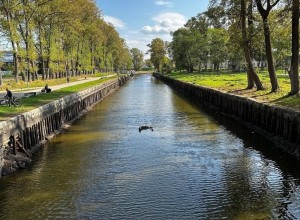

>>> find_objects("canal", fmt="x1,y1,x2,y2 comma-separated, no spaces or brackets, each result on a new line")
0,74,300,219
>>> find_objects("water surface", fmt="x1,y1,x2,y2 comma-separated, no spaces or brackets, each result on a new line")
0,74,300,219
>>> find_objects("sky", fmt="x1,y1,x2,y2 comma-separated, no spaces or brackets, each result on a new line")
96,0,209,58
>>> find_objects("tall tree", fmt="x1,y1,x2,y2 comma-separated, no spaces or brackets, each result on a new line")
147,38,166,72
0,0,22,81
289,0,299,94
241,0,264,90
255,0,280,92
0,51,3,86
130,48,144,71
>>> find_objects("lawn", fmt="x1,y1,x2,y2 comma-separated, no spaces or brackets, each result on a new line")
166,71,300,110
0,72,114,91
0,76,117,121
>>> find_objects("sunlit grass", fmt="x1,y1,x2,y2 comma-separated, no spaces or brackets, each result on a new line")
0,76,117,120
166,71,300,110
0,72,114,91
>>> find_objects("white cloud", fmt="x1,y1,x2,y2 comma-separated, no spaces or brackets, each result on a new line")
155,0,173,7
126,38,150,51
141,13,186,35
103,15,125,29
126,38,151,58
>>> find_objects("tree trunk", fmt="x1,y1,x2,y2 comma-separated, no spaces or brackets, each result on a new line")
241,0,264,90
0,71,2,86
71,59,75,76
246,70,254,89
246,0,254,88
12,52,19,82
38,23,45,80
290,0,299,95
21,72,26,81
75,42,80,75
255,0,280,92
263,18,279,92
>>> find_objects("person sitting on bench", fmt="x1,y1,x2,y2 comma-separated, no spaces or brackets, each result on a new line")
42,84,51,93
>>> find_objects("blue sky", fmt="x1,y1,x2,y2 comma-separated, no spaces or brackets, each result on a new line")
96,0,209,57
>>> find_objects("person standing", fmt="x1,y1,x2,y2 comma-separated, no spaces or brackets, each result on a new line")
5,88,13,107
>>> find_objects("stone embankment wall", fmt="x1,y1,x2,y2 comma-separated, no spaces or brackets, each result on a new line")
154,73,300,158
0,75,130,176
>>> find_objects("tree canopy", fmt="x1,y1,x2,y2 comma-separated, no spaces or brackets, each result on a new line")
0,0,133,82
166,0,299,93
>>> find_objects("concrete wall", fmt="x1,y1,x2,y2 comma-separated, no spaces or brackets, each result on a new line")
0,75,130,175
154,73,300,159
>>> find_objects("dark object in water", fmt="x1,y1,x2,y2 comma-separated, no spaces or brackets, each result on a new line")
139,126,153,133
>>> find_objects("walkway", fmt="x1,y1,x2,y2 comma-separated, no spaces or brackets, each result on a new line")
0,75,116,99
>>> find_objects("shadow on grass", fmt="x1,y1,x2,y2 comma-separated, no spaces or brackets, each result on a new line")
271,94,300,109
228,88,255,95
0,77,114,120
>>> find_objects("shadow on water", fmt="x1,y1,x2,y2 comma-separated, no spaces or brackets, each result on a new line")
159,77,300,178
152,77,300,219
0,74,299,219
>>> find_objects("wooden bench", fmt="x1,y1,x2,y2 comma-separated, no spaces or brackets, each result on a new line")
24,92,37,98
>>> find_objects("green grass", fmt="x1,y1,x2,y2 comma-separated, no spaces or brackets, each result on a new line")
0,73,114,91
0,76,117,120
166,71,300,110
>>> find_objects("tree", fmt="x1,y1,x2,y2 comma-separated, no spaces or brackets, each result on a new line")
0,51,3,86
147,38,166,72
113,38,132,72
240,0,264,90
255,0,280,92
171,14,209,73
144,59,154,69
0,0,22,82
0,0,130,82
171,28,196,72
130,48,144,71
289,0,299,94
207,28,229,73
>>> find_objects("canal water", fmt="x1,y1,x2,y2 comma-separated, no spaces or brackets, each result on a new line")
0,74,300,219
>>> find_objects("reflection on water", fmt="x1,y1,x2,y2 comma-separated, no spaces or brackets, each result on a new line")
0,74,300,219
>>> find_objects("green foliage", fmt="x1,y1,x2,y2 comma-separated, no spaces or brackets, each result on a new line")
147,38,166,72
0,0,130,83
0,76,117,120
169,0,296,91
130,48,144,71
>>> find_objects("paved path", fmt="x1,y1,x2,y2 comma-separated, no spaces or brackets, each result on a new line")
0,75,116,99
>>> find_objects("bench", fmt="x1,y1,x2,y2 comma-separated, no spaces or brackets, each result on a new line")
0,99,6,105
24,92,37,98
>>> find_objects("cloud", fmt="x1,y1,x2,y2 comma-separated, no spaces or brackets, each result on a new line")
155,0,173,7
126,38,151,58
141,13,186,34
103,15,125,29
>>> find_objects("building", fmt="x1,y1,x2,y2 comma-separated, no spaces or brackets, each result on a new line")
0,51,13,74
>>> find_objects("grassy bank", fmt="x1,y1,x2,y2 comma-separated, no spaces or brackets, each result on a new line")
0,76,117,120
166,71,300,110
0,72,113,91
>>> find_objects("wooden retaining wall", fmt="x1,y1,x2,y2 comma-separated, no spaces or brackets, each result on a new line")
154,73,300,158
0,75,130,175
